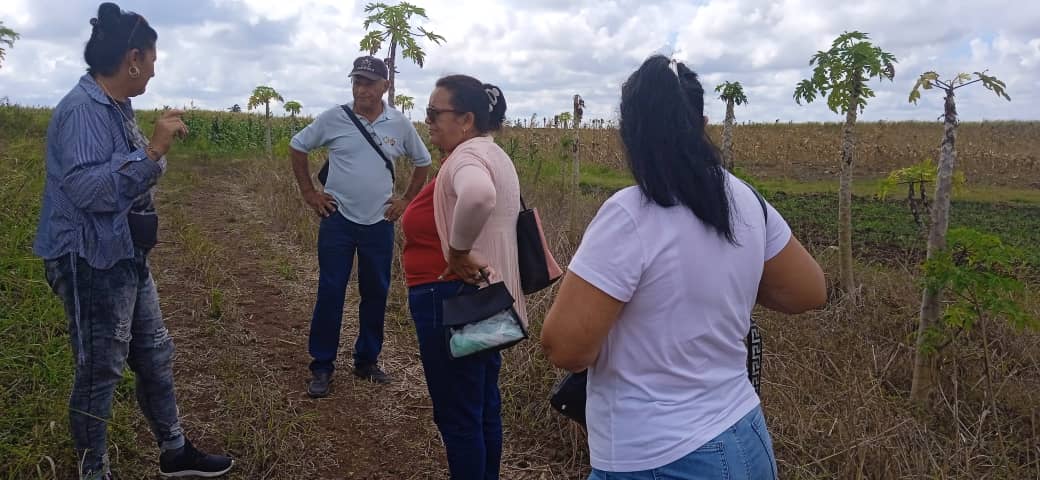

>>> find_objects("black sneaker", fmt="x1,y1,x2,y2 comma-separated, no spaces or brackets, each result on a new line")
158,439,234,478
308,370,333,398
354,364,392,384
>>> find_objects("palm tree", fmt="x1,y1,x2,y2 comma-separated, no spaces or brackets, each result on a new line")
0,21,19,69
794,31,896,294
393,94,414,118
907,70,1010,406
247,86,284,158
360,2,445,108
714,81,748,170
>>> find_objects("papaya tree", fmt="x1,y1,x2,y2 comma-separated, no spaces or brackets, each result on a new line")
247,86,284,158
715,81,748,170
284,100,302,118
794,31,896,294
557,111,572,129
907,70,1011,406
360,2,445,108
284,100,302,134
393,94,414,117
0,21,19,69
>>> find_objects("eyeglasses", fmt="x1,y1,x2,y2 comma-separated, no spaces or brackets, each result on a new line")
426,106,460,122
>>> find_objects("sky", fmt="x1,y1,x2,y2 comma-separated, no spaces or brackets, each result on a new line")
1,0,1038,124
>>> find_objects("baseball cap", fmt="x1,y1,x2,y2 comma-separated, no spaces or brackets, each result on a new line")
350,56,388,81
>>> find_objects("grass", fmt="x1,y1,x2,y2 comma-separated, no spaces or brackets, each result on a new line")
0,106,145,478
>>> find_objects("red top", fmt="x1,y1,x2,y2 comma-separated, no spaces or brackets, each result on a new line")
401,179,453,287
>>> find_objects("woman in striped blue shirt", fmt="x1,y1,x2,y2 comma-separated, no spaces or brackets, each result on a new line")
34,3,232,479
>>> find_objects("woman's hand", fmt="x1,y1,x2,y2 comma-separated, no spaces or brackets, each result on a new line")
441,248,494,285
148,109,188,159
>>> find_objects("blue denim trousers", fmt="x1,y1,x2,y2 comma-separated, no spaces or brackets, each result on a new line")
589,406,778,480
44,250,185,479
308,214,394,373
408,281,503,480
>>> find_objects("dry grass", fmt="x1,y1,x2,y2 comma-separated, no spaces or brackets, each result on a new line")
233,147,1040,479
495,122,1040,189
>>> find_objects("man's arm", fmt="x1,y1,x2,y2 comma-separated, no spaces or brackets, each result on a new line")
291,146,337,217
383,165,429,221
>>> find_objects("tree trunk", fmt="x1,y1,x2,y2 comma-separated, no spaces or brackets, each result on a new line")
910,88,958,406
264,101,272,159
838,100,858,293
387,40,397,108
722,99,735,170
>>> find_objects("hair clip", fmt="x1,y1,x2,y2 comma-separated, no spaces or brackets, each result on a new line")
485,87,501,112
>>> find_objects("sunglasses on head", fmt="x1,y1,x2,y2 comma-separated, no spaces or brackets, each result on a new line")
127,13,145,48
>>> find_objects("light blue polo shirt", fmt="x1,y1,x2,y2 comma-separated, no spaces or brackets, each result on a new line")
290,100,431,225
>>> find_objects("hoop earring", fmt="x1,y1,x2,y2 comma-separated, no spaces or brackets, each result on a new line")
129,65,141,79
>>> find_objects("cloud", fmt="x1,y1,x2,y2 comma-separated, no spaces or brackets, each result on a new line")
0,0,1037,123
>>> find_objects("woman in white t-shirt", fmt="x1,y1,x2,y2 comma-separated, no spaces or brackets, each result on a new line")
541,55,827,479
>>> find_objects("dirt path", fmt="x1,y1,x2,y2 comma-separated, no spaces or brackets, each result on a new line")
147,161,452,479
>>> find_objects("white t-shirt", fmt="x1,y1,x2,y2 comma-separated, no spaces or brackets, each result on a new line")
568,173,792,472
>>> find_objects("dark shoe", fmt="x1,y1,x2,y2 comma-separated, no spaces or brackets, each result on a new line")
308,370,333,398
354,364,391,384
158,439,233,478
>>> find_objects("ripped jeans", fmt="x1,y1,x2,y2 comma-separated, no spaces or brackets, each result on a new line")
45,249,185,478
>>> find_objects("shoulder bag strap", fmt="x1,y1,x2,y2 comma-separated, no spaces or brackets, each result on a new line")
341,104,396,184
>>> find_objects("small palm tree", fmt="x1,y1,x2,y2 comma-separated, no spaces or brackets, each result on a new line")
360,2,445,108
794,31,897,294
714,81,748,170
0,21,19,69
247,86,284,158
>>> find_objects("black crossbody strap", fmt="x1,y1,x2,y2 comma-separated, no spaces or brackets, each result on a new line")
738,178,768,396
341,105,395,184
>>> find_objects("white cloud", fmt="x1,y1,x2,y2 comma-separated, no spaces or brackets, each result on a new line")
1,0,1037,123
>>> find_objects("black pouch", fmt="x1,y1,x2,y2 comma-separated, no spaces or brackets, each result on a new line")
127,212,158,250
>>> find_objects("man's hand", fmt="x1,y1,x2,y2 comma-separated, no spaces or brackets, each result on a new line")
384,197,410,222
304,190,337,217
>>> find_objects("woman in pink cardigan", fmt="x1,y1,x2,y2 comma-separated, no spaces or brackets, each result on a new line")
400,74,523,479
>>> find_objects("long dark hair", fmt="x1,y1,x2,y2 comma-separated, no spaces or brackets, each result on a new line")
619,55,735,243
84,2,158,76
435,75,507,134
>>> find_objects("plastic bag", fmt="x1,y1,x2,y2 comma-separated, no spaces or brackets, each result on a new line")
449,309,526,358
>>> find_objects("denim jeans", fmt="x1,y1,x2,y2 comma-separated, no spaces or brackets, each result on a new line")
44,250,185,479
309,214,394,373
408,281,503,480
589,406,777,480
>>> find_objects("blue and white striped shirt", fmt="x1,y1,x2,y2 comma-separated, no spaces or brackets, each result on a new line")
34,74,163,269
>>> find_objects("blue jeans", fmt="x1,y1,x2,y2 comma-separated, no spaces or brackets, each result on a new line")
44,250,185,479
589,406,778,480
309,214,394,373
408,281,503,480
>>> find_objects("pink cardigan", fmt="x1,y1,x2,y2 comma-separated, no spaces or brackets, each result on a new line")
434,136,527,323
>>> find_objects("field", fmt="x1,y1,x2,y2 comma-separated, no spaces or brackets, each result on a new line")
2,105,1039,479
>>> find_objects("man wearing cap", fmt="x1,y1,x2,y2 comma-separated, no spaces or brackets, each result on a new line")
289,55,432,397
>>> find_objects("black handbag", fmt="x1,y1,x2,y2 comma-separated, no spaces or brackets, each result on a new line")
516,195,563,295
441,273,529,359
317,105,395,186
549,370,588,427
549,181,770,425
